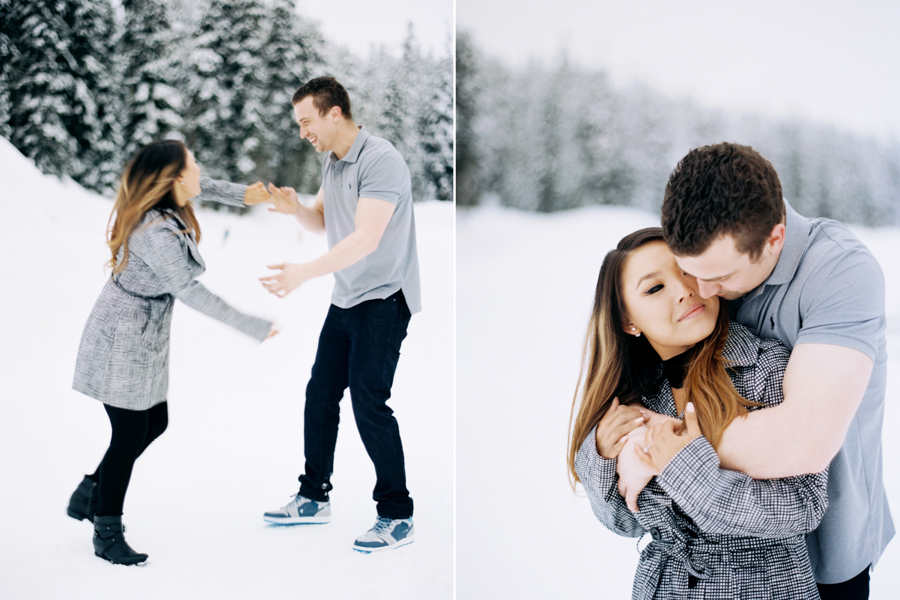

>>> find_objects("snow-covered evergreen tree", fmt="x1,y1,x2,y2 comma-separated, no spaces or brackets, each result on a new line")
417,47,453,201
4,0,81,178
66,0,122,191
261,0,323,192
0,0,15,139
184,0,268,190
120,0,183,161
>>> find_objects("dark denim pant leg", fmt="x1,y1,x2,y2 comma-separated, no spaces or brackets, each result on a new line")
299,305,350,502
346,292,413,519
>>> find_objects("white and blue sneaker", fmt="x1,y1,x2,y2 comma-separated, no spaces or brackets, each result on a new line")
263,493,331,525
352,517,414,553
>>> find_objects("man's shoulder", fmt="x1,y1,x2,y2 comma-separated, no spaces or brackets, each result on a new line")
359,134,406,166
796,218,881,283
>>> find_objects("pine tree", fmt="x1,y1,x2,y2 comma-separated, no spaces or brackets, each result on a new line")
5,0,81,178
65,0,122,191
184,0,268,192
120,0,183,161
261,0,323,191
455,32,480,207
0,0,15,139
417,48,453,201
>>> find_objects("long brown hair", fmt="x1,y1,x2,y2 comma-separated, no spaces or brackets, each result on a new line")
567,227,758,487
107,140,201,274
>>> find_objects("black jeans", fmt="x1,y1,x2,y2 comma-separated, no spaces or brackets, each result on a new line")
817,566,870,600
89,402,168,517
298,291,413,519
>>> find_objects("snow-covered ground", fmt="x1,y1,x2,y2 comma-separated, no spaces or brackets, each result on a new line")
457,204,900,599
0,139,453,599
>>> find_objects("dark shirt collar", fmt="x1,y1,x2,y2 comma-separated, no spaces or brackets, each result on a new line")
328,126,368,164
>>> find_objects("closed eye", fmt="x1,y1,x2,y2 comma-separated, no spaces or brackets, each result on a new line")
645,284,663,295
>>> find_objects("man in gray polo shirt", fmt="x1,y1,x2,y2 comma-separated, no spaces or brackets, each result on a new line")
257,77,420,553
636,143,891,599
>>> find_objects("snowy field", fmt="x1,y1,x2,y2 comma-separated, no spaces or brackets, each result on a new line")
457,204,900,598
0,139,453,600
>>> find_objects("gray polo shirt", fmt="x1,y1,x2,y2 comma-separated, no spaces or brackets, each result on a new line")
321,127,421,314
731,201,893,584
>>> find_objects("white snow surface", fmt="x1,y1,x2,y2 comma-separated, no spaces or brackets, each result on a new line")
0,138,452,599
457,204,900,598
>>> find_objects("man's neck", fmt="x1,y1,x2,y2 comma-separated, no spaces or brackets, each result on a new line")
331,121,360,160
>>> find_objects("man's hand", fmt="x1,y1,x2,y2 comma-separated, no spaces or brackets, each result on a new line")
267,183,301,215
260,263,315,298
636,402,702,476
595,397,647,459
243,181,272,205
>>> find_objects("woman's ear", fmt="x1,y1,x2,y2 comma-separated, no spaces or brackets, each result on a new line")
622,319,641,338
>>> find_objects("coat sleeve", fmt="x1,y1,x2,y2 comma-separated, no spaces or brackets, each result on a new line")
655,341,829,537
195,177,247,208
656,437,828,537
136,218,272,342
574,425,646,538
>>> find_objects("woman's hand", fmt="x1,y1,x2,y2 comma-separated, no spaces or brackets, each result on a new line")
243,181,272,205
635,402,702,476
595,397,647,459
616,426,656,512
265,324,280,339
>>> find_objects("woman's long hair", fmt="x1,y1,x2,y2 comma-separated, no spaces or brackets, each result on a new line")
567,227,758,487
107,140,201,274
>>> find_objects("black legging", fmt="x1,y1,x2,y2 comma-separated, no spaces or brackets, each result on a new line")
88,402,168,517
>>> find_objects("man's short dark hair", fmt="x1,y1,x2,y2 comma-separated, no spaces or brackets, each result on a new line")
661,142,785,261
292,76,352,119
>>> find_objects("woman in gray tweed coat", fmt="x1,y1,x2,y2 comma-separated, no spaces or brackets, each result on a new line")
568,228,828,600
67,140,274,566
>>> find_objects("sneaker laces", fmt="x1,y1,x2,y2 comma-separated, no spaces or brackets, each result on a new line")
372,517,393,536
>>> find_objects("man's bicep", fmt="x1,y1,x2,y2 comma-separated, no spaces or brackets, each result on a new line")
355,197,395,238
782,343,872,463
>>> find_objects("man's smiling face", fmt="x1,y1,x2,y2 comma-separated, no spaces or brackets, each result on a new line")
293,96,335,153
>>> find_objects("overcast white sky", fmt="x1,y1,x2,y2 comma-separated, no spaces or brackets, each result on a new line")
295,0,452,58
458,0,900,142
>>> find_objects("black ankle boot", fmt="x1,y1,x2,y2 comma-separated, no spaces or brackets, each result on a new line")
93,515,148,565
67,475,98,522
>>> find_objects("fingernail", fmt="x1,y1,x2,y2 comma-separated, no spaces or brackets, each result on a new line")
687,402,695,412
635,417,644,423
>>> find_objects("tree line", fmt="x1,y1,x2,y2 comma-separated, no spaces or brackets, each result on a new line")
0,0,453,204
456,32,900,227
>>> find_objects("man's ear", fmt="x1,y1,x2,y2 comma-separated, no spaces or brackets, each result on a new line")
766,222,786,256
330,106,342,122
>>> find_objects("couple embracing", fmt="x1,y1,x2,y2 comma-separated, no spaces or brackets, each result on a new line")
570,143,891,599
68,77,420,564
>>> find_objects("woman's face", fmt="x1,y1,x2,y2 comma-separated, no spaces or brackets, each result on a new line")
619,240,720,361
175,150,202,205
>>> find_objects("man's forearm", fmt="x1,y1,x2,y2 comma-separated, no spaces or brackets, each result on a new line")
716,402,838,478
294,204,325,234
304,229,380,278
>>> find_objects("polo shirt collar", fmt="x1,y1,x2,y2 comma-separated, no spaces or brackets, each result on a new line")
764,199,809,287
329,126,368,164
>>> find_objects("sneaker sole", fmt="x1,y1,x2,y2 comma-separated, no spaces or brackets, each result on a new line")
352,538,414,554
263,516,332,525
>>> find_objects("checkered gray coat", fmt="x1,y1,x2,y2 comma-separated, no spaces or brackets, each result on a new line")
73,178,271,410
575,322,829,600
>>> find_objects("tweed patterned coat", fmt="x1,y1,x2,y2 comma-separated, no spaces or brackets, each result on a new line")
575,322,829,600
73,178,271,410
